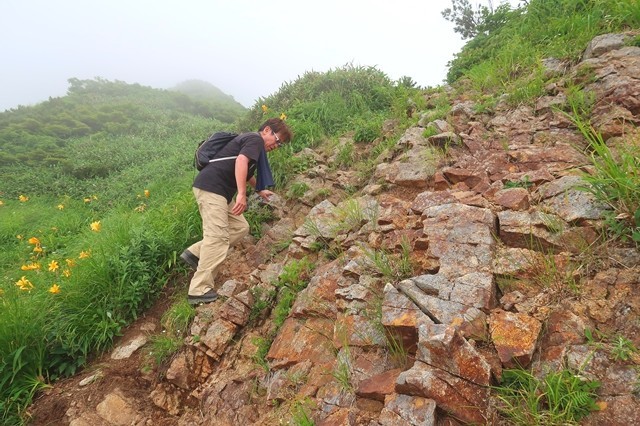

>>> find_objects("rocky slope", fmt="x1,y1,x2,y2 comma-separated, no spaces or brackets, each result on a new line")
28,32,640,425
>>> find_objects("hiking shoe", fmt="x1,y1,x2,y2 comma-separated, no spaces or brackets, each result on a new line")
180,249,199,270
188,289,218,305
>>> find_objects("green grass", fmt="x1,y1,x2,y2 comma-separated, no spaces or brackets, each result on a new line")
290,398,316,425
495,368,601,425
362,238,414,283
447,0,640,105
286,182,310,200
570,115,640,245
161,298,196,337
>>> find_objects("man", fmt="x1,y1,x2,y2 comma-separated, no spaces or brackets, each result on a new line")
181,118,292,304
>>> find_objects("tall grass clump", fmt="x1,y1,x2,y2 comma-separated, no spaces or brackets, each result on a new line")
495,368,600,425
571,117,640,245
362,238,415,282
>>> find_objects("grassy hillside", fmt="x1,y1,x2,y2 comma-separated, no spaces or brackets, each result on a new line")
171,79,247,116
446,0,639,105
0,78,242,171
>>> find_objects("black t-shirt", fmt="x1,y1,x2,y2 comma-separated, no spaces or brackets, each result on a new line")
193,132,263,203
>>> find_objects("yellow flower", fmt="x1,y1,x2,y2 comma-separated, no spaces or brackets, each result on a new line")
57,204,65,210
48,260,59,272
79,250,91,259
280,113,287,120
62,269,72,278
134,203,146,213
19,195,29,202
0,200,4,206
90,221,101,232
20,262,41,271
48,284,61,294
261,104,268,113
16,235,23,240
83,198,91,203
66,258,76,268
28,237,40,245
92,195,98,200
144,189,150,198
15,276,34,291
33,245,43,253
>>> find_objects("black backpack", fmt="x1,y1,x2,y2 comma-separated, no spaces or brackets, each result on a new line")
194,131,239,171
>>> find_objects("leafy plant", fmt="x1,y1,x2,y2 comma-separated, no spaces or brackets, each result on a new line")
161,299,195,337
251,336,272,372
496,368,601,424
334,141,355,170
304,219,343,260
610,335,637,362
331,337,354,394
244,202,277,239
332,198,367,234
362,285,410,369
332,357,354,393
422,126,440,139
248,286,276,324
585,328,638,362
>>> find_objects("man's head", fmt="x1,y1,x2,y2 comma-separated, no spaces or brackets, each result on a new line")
259,118,292,152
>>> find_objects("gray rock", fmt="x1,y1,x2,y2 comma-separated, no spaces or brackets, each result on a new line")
110,335,148,360
583,33,630,60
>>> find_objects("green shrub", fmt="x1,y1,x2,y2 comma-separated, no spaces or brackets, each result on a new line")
353,119,382,143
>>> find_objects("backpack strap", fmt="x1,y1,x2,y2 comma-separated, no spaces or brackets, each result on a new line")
209,155,238,163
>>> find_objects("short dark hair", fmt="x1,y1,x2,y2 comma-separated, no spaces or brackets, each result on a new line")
259,118,292,143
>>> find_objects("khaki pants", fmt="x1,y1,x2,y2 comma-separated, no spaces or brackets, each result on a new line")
187,188,249,296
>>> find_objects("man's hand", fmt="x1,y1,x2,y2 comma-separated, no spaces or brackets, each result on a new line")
232,193,247,215
257,189,274,202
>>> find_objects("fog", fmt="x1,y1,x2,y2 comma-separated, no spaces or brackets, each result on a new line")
1,0,473,111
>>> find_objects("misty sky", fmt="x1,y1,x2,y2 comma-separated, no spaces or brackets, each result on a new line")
1,0,477,111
